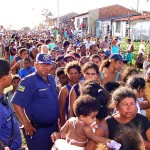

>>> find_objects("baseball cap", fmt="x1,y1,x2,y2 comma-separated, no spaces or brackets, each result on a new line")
105,50,111,57
36,53,52,64
110,54,126,62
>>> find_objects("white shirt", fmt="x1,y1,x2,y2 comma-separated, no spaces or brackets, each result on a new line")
138,43,145,55
137,97,146,116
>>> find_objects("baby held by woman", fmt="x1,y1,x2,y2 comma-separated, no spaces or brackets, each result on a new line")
51,95,121,150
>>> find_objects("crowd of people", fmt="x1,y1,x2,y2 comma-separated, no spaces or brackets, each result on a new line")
0,28,150,150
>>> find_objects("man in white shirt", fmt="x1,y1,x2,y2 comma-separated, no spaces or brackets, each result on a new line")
138,40,146,55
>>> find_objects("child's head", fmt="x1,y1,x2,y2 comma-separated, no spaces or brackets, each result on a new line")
56,67,69,86
11,75,21,89
127,76,145,98
89,54,101,67
113,126,145,150
73,95,99,125
23,58,31,69
19,48,28,59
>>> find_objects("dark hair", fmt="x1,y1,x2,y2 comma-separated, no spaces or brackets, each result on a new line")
127,76,145,91
23,57,31,63
128,39,131,42
65,61,81,75
89,44,97,50
12,75,21,81
46,39,51,44
82,62,99,75
56,67,65,77
18,48,27,55
0,59,10,79
73,95,99,117
90,54,101,61
82,80,109,120
111,87,137,107
104,82,121,93
114,125,142,150
122,67,139,83
100,59,110,71
63,40,70,48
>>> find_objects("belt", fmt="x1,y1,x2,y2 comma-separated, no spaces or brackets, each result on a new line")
33,123,57,129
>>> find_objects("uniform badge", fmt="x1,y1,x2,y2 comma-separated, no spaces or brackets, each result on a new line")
18,85,25,92
43,55,49,61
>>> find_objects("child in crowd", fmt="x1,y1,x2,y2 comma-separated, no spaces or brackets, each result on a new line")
143,54,150,79
6,75,21,101
135,53,144,70
96,126,145,150
18,58,35,78
52,95,121,150
56,67,69,92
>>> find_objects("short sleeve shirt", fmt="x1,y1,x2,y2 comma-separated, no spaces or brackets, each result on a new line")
12,72,59,126
106,113,150,140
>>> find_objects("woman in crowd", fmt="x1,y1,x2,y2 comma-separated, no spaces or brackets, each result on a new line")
59,61,81,126
100,54,123,85
106,86,150,149
68,62,99,118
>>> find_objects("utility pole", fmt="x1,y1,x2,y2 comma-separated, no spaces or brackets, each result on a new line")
57,0,59,28
137,0,139,12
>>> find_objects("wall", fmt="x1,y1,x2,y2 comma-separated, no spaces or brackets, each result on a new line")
88,9,99,35
130,18,150,41
74,14,88,30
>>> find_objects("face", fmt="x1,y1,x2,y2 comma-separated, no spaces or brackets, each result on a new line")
91,58,101,67
117,97,136,118
67,68,80,83
20,51,28,59
58,74,68,85
12,79,20,89
51,51,57,59
57,59,66,67
35,63,52,77
80,111,98,125
50,63,57,76
138,88,145,98
114,60,123,71
84,68,98,81
23,60,30,69
98,53,105,60
3,71,12,88
66,57,74,63
89,46,98,56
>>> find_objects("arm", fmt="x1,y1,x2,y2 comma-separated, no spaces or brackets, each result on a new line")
59,87,68,127
68,88,77,118
139,95,150,110
11,61,20,72
13,104,36,136
145,128,150,149
85,123,109,150
83,125,111,144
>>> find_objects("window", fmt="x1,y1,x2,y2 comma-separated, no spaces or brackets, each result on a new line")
116,21,121,33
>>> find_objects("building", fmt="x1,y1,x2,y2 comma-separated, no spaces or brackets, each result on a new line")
96,4,139,39
113,14,150,41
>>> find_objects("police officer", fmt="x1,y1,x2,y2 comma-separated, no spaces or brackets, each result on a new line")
12,53,59,150
0,58,22,150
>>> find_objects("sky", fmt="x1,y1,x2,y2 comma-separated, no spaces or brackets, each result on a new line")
0,0,150,30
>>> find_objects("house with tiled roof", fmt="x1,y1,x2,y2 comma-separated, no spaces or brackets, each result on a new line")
96,4,139,39
112,14,150,40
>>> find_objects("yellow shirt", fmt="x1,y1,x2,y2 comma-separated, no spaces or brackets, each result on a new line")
145,83,150,119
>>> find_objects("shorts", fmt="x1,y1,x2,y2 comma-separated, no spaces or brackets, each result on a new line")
125,52,132,63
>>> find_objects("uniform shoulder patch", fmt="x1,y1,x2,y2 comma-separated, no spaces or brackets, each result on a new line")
18,85,25,92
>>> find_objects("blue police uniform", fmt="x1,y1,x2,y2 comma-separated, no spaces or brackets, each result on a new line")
0,94,22,150
12,72,59,150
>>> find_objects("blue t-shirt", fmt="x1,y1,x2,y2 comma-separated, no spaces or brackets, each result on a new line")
0,94,22,150
111,45,119,54
18,66,35,78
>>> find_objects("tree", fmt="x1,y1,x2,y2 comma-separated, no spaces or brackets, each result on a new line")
41,9,53,21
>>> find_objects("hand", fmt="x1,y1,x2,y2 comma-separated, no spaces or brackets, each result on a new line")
51,132,61,143
24,121,36,136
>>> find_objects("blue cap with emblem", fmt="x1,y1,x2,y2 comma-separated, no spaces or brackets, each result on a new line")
36,53,52,64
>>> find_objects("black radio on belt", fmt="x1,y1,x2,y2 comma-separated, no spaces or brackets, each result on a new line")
0,96,8,106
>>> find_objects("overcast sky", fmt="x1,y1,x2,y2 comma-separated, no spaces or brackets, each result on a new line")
1,0,149,29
